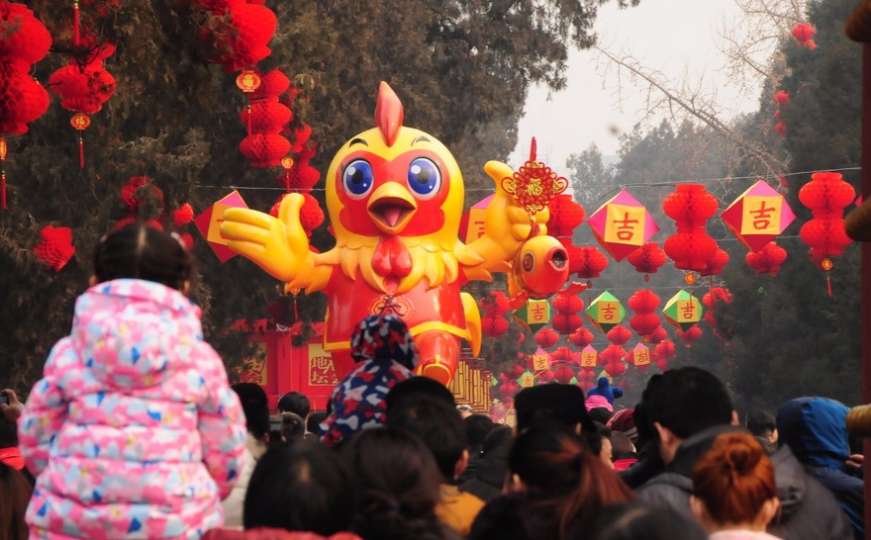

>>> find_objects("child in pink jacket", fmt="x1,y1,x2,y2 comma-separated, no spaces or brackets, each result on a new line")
18,224,249,539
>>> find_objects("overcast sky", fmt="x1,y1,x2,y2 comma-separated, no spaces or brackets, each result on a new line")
508,0,765,171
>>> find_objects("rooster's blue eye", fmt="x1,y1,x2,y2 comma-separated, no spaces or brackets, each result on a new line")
342,159,373,198
407,158,441,199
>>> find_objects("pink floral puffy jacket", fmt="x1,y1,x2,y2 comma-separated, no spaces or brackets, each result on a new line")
19,279,249,539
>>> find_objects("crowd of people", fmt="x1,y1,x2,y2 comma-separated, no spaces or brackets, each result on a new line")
0,224,866,540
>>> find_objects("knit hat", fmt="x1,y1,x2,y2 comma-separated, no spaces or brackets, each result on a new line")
350,314,419,370
320,315,417,446
606,408,637,444
586,394,614,413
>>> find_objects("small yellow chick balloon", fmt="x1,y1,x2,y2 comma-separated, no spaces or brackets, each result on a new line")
220,82,566,384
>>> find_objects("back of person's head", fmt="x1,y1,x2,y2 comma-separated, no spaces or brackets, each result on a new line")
644,367,733,439
94,223,192,290
776,397,851,466
691,432,777,528
514,384,594,434
346,427,444,540
243,440,353,534
465,414,495,452
307,411,326,435
0,462,32,540
587,503,707,540
472,426,514,488
610,431,636,459
281,412,306,444
386,376,456,413
509,425,633,536
278,391,311,418
387,395,468,482
746,409,776,437
232,383,270,442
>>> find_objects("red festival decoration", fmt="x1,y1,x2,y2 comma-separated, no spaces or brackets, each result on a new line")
627,242,667,281
792,22,817,50
701,247,730,277
746,241,788,276
677,324,703,346
534,327,560,349
601,344,627,377
569,326,594,348
628,289,662,339
798,172,855,295
606,325,632,346
501,138,568,216
649,326,668,344
547,194,585,238
663,184,719,274
572,246,609,279
551,285,585,335
0,1,52,208
33,225,76,271
774,90,791,105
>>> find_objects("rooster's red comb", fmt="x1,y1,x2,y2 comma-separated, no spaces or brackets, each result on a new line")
374,81,404,147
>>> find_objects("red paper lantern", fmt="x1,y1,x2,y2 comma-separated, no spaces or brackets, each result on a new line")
239,100,293,132
649,326,668,344
702,287,733,308
627,242,667,280
663,184,719,272
628,289,660,313
240,133,292,168
173,203,194,227
33,225,76,271
299,192,325,232
0,70,50,135
552,291,584,314
774,90,791,105
552,313,583,335
49,61,116,114
482,315,509,337
701,247,730,277
655,339,677,360
547,194,585,238
499,379,520,400
630,313,661,338
572,245,609,279
746,242,788,276
569,327,594,348
606,325,632,346
534,327,560,349
553,364,575,384
678,324,703,345
249,68,290,99
0,3,53,65
791,22,817,49
799,172,855,272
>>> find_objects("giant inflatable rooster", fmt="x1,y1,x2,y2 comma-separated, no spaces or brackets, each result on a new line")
221,82,568,383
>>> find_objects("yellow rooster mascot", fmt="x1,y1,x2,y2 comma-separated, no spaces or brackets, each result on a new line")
221,82,567,383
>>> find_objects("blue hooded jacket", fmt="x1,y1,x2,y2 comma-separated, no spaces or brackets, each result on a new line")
586,377,624,404
777,397,864,540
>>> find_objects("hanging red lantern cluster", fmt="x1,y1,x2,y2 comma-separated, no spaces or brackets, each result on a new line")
772,89,791,138
606,325,632,346
33,225,76,272
481,290,512,338
577,368,597,391
551,288,584,335
677,324,703,346
653,339,676,370
572,245,609,280
0,1,52,208
194,0,278,72
269,122,325,236
627,242,667,281
628,289,662,339
547,194,585,238
663,184,719,274
702,286,732,336
746,241,788,276
549,346,578,384
238,69,292,168
791,22,817,50
534,326,560,350
568,326,594,348
601,344,626,377
648,326,668,344
799,172,855,294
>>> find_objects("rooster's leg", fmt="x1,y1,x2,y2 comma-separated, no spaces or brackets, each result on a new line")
414,330,460,385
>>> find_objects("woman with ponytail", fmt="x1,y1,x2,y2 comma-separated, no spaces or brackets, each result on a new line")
690,432,781,539
469,424,633,540
346,427,455,540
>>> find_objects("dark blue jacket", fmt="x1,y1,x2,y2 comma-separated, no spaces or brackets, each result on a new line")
586,377,624,404
777,397,864,540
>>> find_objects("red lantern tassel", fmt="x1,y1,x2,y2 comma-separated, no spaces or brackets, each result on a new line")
78,135,84,169
246,104,252,136
73,0,81,47
1,172,6,210
826,273,833,298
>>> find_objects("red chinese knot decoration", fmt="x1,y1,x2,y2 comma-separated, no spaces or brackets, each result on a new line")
502,138,568,216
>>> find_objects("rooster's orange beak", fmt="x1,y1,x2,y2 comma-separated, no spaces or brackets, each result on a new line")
367,182,418,234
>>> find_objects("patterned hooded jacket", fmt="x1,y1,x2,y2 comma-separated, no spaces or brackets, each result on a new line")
18,279,248,539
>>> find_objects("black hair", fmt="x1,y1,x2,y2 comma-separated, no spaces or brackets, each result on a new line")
514,384,594,434
387,395,467,481
345,427,446,540
386,376,456,413
277,391,311,418
0,462,31,540
465,414,496,452
584,422,612,456
746,409,776,437
508,426,633,539
589,407,614,426
643,367,733,439
93,223,192,290
231,383,270,441
307,411,327,435
281,412,305,444
587,503,707,540
244,441,354,534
